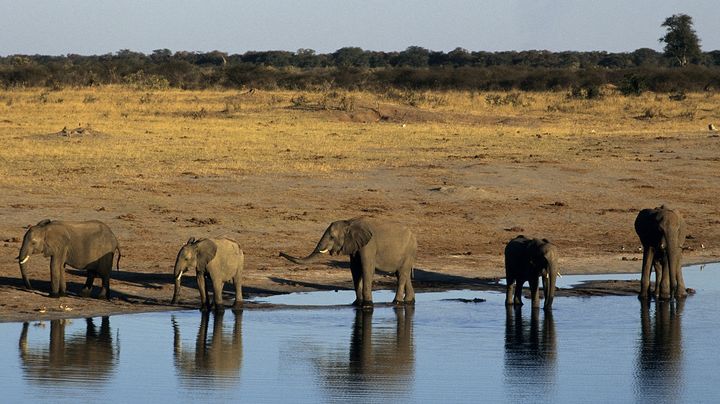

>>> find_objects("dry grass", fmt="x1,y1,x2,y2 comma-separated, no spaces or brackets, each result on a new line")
1,87,717,188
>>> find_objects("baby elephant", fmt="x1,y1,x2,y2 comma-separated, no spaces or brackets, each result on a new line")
172,237,244,313
505,235,559,309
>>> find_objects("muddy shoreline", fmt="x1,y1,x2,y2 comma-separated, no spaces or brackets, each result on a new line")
1,259,714,323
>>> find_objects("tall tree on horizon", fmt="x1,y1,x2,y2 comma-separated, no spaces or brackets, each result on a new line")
659,13,702,67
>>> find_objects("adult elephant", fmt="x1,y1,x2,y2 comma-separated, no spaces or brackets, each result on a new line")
172,237,244,313
634,205,687,300
504,235,558,309
18,219,120,299
280,217,417,308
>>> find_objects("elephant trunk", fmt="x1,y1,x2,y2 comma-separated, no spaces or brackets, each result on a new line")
171,265,183,305
543,263,557,310
279,250,326,264
18,242,32,290
172,279,181,305
279,231,332,265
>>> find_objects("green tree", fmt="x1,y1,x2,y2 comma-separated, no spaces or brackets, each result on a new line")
659,13,701,67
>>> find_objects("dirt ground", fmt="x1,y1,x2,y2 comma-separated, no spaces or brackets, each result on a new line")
0,89,718,322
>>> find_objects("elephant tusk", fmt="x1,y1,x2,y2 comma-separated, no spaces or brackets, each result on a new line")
318,248,330,254
19,256,29,265
176,271,183,281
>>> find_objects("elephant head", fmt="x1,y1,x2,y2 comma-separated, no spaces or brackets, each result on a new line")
172,238,217,304
18,219,67,290
530,239,558,309
279,219,373,264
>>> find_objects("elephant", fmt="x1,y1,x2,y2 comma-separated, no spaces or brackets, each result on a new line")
18,219,120,299
172,237,244,313
279,217,417,307
172,311,243,388
634,205,687,300
19,317,118,385
504,235,558,309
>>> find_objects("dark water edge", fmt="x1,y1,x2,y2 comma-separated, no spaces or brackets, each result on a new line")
1,264,719,403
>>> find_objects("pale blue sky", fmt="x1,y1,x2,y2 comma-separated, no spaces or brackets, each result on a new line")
0,1,717,56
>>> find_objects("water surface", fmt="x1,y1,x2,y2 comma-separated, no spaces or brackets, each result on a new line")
2,264,719,403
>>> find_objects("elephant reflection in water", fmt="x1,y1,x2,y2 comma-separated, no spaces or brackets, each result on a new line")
172,311,243,387
18,317,118,384
504,307,557,390
313,307,415,398
635,300,684,402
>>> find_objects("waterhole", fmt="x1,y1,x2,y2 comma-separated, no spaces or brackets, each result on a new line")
2,264,718,403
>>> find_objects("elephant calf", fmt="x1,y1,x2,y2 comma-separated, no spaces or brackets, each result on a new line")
504,235,558,309
172,237,244,313
18,219,121,299
635,205,687,300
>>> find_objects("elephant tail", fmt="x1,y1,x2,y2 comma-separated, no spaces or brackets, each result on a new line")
115,246,121,271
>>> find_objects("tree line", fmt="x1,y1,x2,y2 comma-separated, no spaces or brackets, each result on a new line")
1,47,719,94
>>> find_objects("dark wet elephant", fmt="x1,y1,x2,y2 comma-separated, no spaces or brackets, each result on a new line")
504,235,558,309
280,217,417,307
635,206,687,300
18,219,120,298
19,317,118,385
172,237,244,313
172,312,243,388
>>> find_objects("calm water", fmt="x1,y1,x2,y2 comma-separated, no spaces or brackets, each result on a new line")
2,264,719,403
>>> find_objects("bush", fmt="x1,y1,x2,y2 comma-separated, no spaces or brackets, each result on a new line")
619,74,647,95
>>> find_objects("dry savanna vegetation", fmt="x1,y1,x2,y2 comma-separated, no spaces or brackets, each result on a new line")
0,86,718,320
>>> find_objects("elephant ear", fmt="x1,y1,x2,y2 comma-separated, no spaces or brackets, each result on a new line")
36,219,52,227
43,228,69,257
196,240,218,270
341,220,373,255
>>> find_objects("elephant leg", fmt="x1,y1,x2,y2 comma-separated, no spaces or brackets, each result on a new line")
49,256,65,298
233,275,244,310
505,276,516,306
658,253,671,300
639,247,654,299
98,273,110,300
197,273,209,312
81,272,96,297
529,277,541,308
212,278,225,313
674,252,687,298
359,253,375,308
514,279,524,305
97,255,113,300
403,266,415,304
58,264,67,297
350,253,363,306
393,271,405,306
651,257,662,299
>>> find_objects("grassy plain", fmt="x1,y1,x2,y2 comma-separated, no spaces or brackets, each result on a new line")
0,86,718,320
